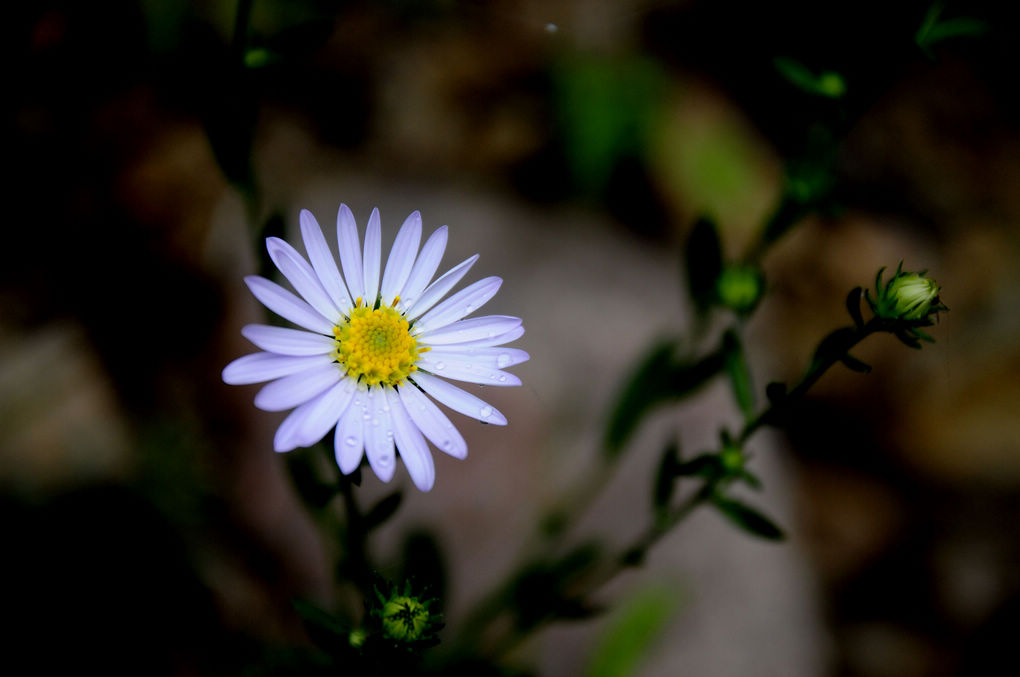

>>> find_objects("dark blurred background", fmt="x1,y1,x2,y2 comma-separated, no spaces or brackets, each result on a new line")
3,1,1019,675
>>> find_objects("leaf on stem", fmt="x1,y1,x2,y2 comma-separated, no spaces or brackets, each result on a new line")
605,342,726,456
711,495,785,541
722,329,756,420
685,216,723,313
846,287,865,330
363,491,403,530
652,439,681,515
840,353,872,373
582,586,681,677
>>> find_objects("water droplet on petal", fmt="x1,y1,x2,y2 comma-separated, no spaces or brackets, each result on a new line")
480,406,493,419
497,353,511,367
441,440,453,451
362,412,371,421
379,454,393,466
435,361,446,370
498,375,507,383
345,436,358,446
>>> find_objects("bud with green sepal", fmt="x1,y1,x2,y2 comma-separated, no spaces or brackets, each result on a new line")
716,264,765,315
371,581,443,648
864,262,948,348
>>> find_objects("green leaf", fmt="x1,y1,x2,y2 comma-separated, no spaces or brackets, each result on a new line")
292,598,346,636
916,2,987,55
711,496,785,540
722,330,756,420
605,342,726,455
840,353,872,373
401,530,447,610
808,327,859,373
652,440,681,515
583,587,681,677
685,216,723,312
363,491,403,530
845,287,864,330
774,57,846,98
672,453,724,480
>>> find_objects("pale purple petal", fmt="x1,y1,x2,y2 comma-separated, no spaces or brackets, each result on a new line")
337,204,365,302
245,276,335,335
398,382,467,459
362,208,382,305
417,353,521,387
300,209,352,312
254,363,342,412
400,226,448,309
363,386,396,482
380,210,422,305
386,388,435,491
404,254,478,320
222,353,334,385
424,346,529,369
294,378,357,447
334,388,366,474
418,315,522,346
411,371,507,425
274,405,315,452
438,325,525,349
241,324,336,355
413,276,502,335
266,237,340,323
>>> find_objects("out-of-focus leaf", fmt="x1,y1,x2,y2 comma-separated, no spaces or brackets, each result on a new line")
672,453,724,480
286,453,336,508
363,491,403,530
711,496,785,541
582,586,681,677
916,3,987,56
605,343,726,456
685,217,723,312
652,439,681,515
553,54,667,195
774,57,846,98
512,544,602,630
401,530,447,609
292,599,347,648
722,330,755,420
846,287,865,329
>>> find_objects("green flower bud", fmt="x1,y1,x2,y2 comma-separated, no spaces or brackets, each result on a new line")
868,265,943,321
716,265,764,314
380,595,432,642
348,628,367,648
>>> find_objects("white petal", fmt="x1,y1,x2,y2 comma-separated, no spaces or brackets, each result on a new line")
404,254,479,320
413,276,502,334
400,226,448,308
362,208,382,305
241,324,335,355
380,210,422,305
386,388,435,491
245,276,335,335
222,353,334,385
294,378,357,447
411,371,507,425
266,237,341,323
334,389,366,474
254,363,342,411
425,346,529,369
300,209,352,312
398,382,467,459
418,315,522,345
363,386,396,482
417,353,521,387
274,405,315,452
440,325,526,349
337,204,365,302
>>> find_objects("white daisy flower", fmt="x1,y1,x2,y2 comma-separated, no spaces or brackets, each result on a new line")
223,204,527,492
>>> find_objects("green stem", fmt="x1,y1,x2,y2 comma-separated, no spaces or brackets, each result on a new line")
738,317,881,444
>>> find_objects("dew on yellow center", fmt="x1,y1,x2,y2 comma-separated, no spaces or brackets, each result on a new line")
333,300,424,386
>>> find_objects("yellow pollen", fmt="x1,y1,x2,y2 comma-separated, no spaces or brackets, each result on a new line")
333,305,422,387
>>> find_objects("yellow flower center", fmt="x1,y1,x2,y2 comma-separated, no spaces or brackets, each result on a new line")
333,298,424,387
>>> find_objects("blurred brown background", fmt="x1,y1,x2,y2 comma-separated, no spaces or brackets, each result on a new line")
3,1,1019,675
